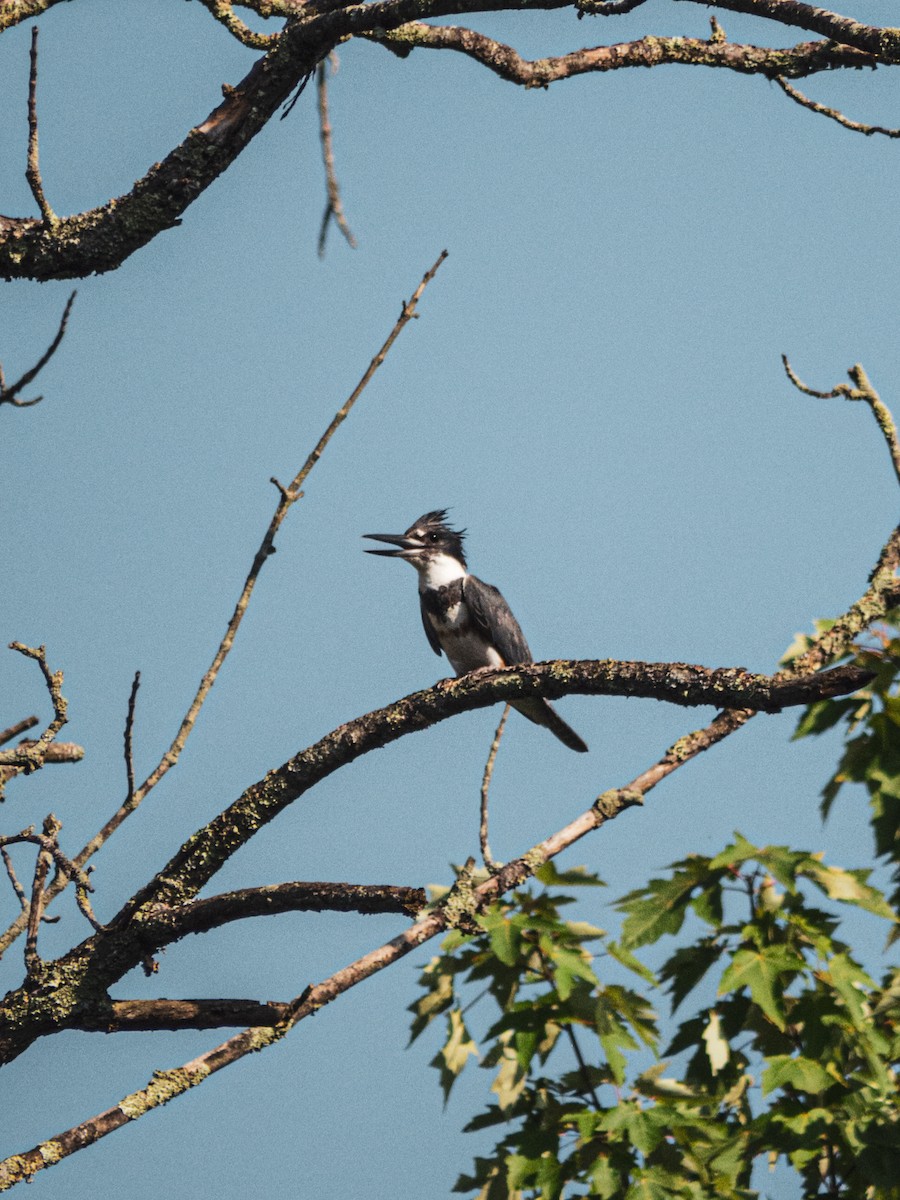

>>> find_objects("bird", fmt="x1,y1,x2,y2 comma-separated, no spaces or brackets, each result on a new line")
364,510,588,753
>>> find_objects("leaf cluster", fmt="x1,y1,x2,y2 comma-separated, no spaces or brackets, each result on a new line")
412,836,899,1198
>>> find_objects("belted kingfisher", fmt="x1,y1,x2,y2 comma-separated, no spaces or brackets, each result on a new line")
364,510,588,753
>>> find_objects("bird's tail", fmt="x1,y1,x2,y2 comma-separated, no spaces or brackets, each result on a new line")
511,697,588,753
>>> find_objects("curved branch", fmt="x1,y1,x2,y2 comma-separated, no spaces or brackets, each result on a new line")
775,76,900,137
115,657,872,919
71,997,291,1032
1,0,896,279
0,291,75,408
370,25,872,85
144,880,427,945
678,0,900,62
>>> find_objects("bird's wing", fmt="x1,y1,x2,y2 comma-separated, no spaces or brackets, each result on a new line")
419,594,444,657
463,574,534,666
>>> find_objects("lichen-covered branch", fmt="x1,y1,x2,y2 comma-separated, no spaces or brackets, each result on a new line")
0,0,897,279
369,24,872,86
143,880,427,944
783,358,900,486
676,0,900,61
0,252,446,960
114,658,871,917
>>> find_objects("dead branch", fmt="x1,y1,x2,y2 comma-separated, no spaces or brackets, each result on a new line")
0,290,75,407
3,645,67,776
25,26,54,222
316,56,357,256
72,997,292,1032
782,358,900,487
0,517,896,1180
0,1,896,279
143,880,428,944
775,76,900,138
479,705,509,872
23,814,60,973
0,717,38,747
0,251,447,959
369,25,871,87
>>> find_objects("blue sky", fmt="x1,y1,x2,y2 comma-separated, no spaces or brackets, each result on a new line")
1,1,898,1196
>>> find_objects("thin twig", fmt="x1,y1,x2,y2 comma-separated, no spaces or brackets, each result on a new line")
0,291,75,408
0,717,38,748
479,704,509,873
123,672,140,807
2,523,897,1180
25,26,54,222
5,644,67,772
2,849,27,911
316,55,357,256
0,251,448,958
24,815,59,974
782,357,900,486
197,0,280,48
775,76,900,137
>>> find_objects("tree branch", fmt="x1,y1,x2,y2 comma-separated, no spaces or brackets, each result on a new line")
0,518,895,1178
369,25,873,85
316,56,357,256
676,0,900,62
24,26,54,222
775,75,900,137
782,358,900,487
143,880,427,945
0,290,75,408
71,997,291,1032
0,252,446,961
1,0,896,279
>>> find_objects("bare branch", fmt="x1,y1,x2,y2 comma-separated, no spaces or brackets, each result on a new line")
0,717,38,748
72,997,291,1032
25,26,54,222
109,658,872,922
369,25,872,86
675,0,900,62
197,0,282,48
123,672,140,808
479,704,509,872
783,357,900,486
24,814,60,974
2,848,27,911
0,290,75,408
4,644,67,774
316,56,357,256
775,76,900,137
143,880,428,945
0,251,447,957
1,0,896,279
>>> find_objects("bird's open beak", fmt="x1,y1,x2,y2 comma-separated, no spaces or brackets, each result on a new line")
363,532,423,558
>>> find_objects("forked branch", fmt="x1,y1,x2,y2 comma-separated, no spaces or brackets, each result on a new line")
0,290,75,408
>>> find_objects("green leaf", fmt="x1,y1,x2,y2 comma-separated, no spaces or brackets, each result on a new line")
490,1032,528,1112
606,940,657,985
477,911,521,967
659,938,724,1011
762,1054,834,1097
536,862,606,888
718,946,804,1029
408,958,455,1042
792,697,858,740
803,862,896,920
431,1008,479,1102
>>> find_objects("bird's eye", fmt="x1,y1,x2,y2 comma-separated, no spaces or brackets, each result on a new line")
428,531,439,543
